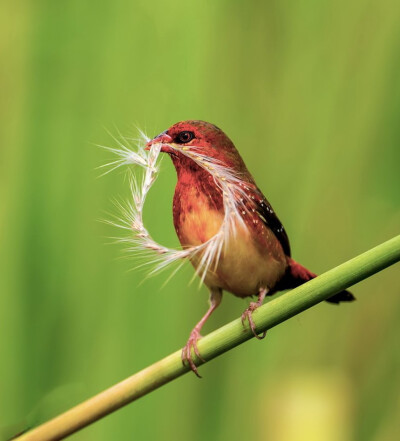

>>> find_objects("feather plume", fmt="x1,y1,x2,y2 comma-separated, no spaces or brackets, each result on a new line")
102,131,254,284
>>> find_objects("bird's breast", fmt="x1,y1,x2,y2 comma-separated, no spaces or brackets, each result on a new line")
172,174,287,297
173,173,224,246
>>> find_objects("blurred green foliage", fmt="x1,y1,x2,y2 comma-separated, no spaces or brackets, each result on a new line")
1,1,399,440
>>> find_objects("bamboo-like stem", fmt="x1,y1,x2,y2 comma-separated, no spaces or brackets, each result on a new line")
16,235,400,441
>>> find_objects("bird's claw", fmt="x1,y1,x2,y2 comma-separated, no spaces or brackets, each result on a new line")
181,328,205,378
241,302,267,340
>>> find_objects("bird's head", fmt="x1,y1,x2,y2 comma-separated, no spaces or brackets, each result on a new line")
146,120,248,174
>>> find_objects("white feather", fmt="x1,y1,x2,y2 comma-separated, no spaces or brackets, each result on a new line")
103,131,254,283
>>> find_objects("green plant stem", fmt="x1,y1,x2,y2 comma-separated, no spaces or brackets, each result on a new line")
16,235,400,441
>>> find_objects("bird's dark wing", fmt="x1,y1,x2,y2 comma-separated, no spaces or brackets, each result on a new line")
253,189,291,257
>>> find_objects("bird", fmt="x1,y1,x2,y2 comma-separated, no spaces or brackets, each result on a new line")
145,120,355,377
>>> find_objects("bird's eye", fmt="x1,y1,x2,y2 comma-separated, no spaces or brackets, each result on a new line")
176,131,194,144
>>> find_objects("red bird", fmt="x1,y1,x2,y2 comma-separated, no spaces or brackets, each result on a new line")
146,120,354,376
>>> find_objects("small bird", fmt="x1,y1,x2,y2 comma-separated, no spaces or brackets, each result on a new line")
146,120,354,376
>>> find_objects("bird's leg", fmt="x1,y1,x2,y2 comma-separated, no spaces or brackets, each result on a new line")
241,287,268,340
182,288,222,378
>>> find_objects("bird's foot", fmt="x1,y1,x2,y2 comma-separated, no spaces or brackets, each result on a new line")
241,302,267,340
181,327,205,378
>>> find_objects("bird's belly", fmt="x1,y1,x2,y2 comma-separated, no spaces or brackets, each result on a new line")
207,224,287,297
177,202,287,298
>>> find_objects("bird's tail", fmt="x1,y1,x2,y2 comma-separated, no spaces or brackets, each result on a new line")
277,258,356,304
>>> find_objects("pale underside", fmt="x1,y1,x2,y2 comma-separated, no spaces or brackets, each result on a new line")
176,186,286,297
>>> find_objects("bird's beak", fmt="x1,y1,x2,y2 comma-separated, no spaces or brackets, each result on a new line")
145,132,173,151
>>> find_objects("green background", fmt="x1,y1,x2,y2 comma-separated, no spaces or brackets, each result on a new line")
1,1,399,440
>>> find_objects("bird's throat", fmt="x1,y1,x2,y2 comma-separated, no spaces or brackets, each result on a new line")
171,163,224,248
